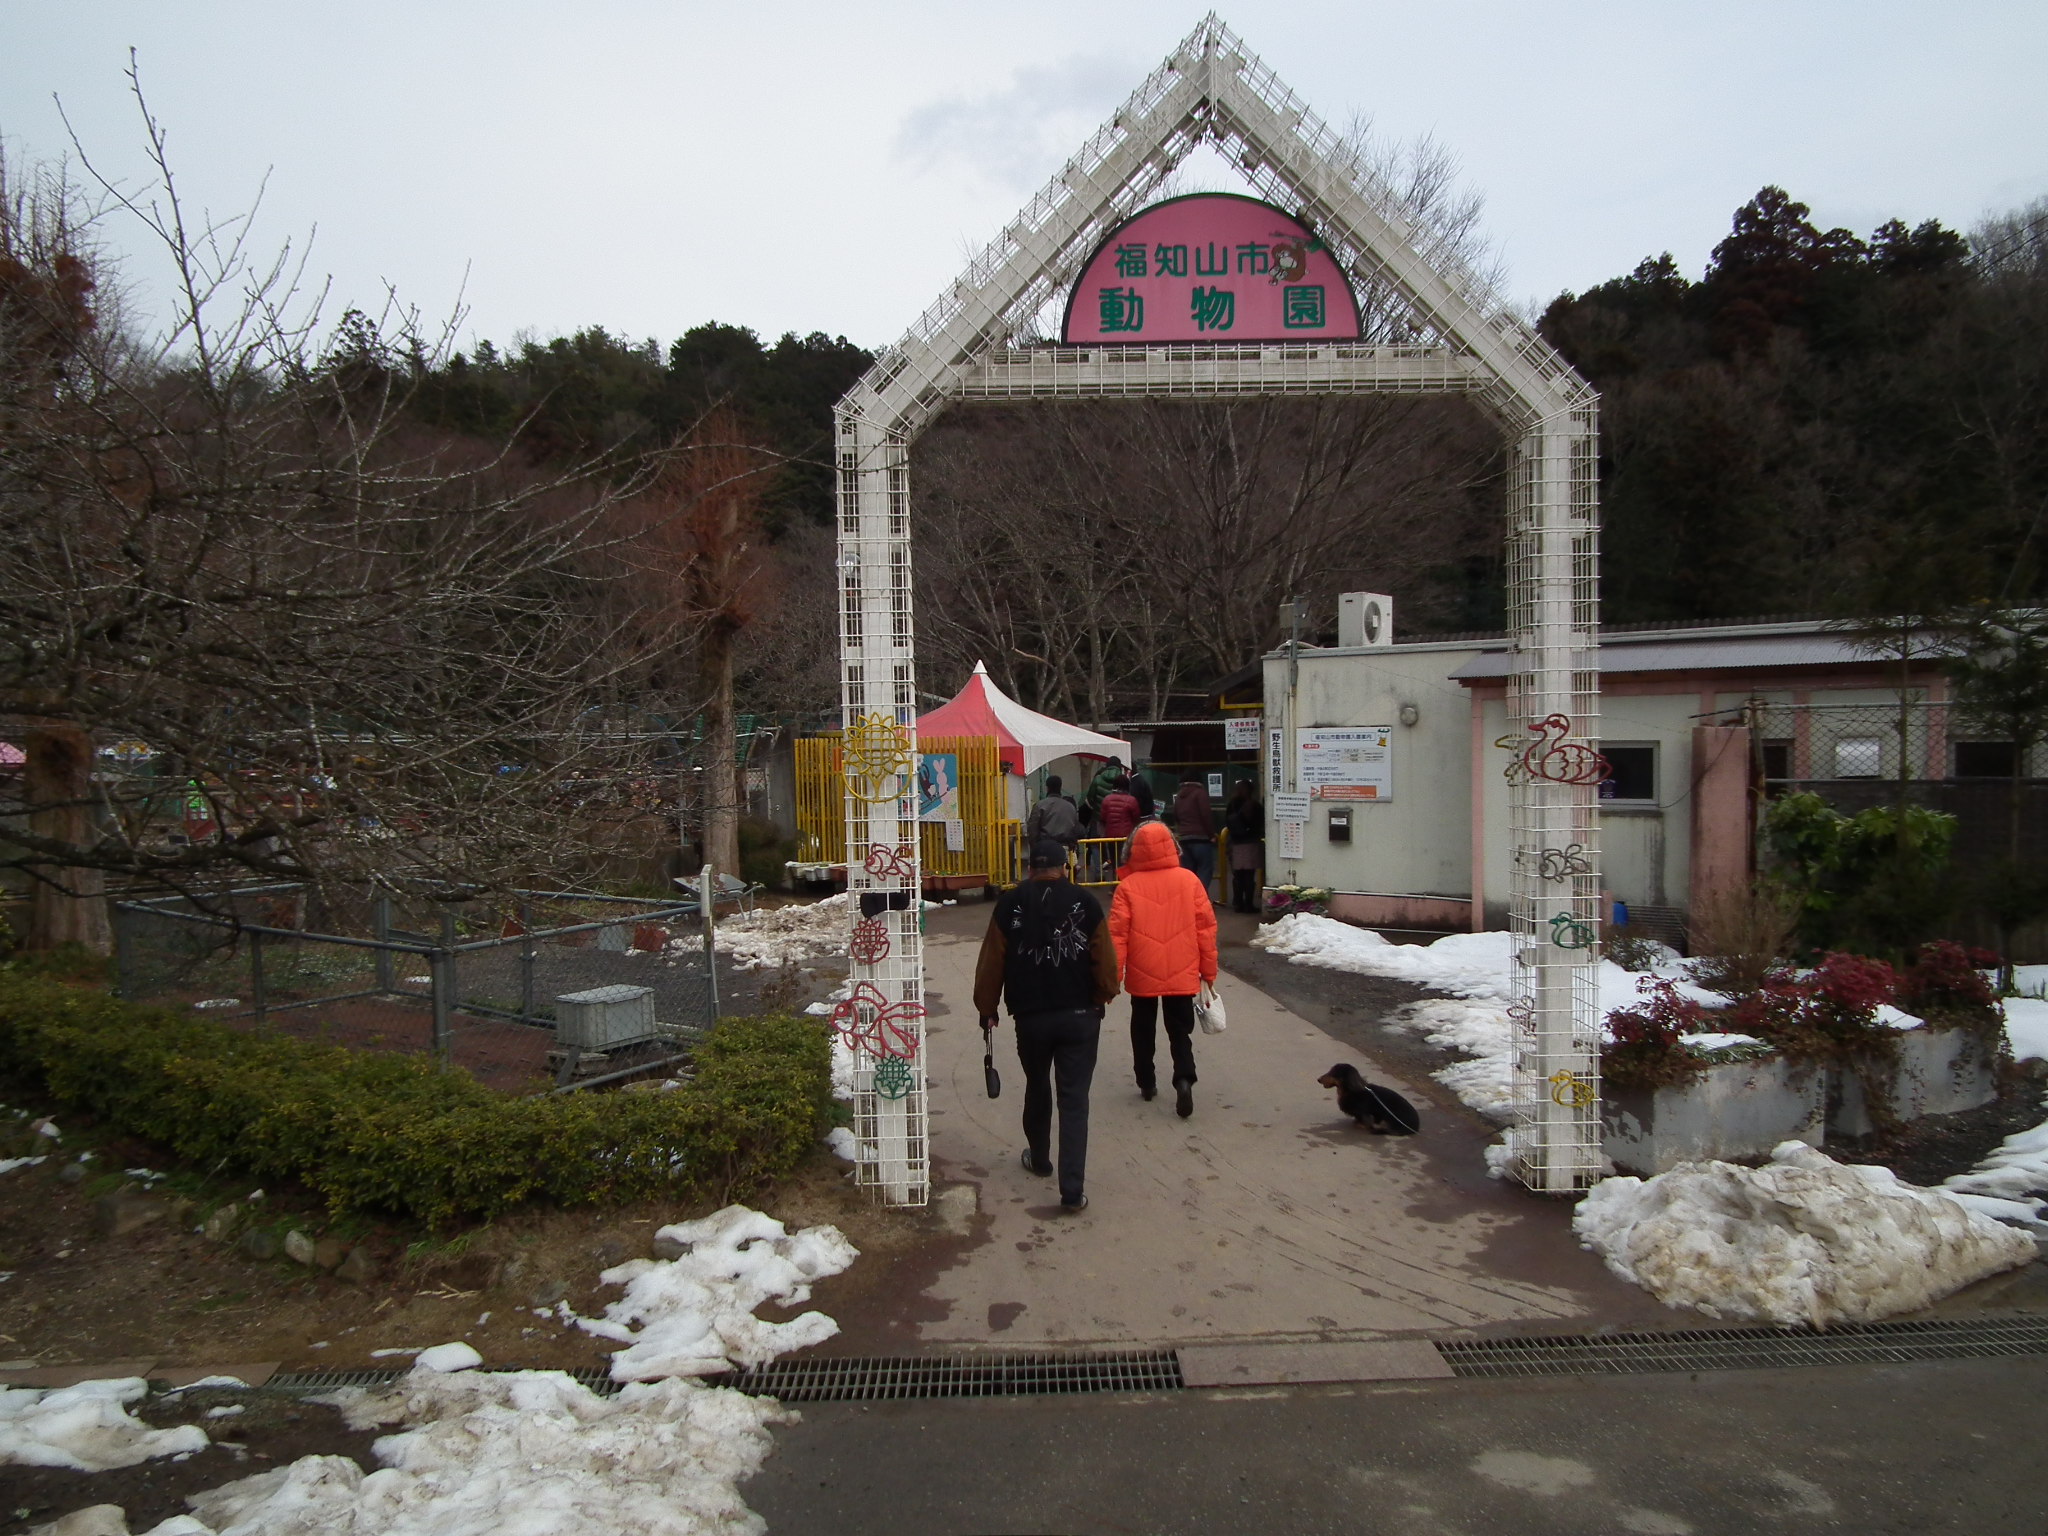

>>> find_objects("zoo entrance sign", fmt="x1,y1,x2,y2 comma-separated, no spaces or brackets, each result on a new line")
1061,194,1362,345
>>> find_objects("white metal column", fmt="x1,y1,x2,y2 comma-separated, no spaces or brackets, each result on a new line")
1502,408,1605,1192
833,411,928,1206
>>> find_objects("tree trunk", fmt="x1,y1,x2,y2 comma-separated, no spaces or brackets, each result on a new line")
23,725,112,953
700,629,740,880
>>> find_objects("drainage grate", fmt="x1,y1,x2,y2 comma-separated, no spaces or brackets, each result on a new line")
1438,1315,2048,1379
712,1350,1184,1402
264,1366,621,1395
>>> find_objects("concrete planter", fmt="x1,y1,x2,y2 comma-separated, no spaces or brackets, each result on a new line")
1826,1024,2000,1140
1603,1055,1826,1176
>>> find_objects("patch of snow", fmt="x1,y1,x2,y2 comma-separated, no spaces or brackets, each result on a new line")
699,893,854,971
172,1369,791,1536
415,1342,483,1373
1873,1003,1925,1030
0,1156,46,1176
577,1204,858,1381
824,1127,859,1162
369,1348,421,1359
2002,997,2048,1063
191,998,239,1010
205,1405,246,1420
0,1377,209,1472
1942,1105,2048,1223
1681,1032,1766,1053
165,1377,249,1394
1574,1140,2038,1326
829,1034,855,1102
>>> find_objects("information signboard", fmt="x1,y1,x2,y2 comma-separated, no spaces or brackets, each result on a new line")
1270,791,1311,823
1224,715,1264,751
1296,727,1392,801
1268,729,1285,793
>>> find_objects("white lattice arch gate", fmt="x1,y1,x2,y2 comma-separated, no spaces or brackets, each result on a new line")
832,15,1604,1203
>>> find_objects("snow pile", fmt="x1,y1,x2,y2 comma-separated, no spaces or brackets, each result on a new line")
414,1342,483,1373
0,1377,208,1471
1575,1140,2038,1327
1943,1105,2048,1227
1253,915,1516,999
701,893,853,971
0,1155,45,1176
574,1204,858,1380
2002,996,2048,1063
166,1369,790,1536
1257,915,1742,1121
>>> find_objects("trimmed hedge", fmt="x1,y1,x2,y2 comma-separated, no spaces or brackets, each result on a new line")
0,971,833,1226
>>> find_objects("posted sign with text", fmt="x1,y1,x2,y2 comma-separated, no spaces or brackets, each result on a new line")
1062,194,1363,346
1297,727,1392,801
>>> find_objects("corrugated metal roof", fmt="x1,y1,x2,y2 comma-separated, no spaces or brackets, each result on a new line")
1447,632,1904,680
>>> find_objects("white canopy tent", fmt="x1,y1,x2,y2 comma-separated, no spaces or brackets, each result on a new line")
916,662,1132,777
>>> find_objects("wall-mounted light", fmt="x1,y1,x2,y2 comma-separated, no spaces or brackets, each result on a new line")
1398,702,1420,728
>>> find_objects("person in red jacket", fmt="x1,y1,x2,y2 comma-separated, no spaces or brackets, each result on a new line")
1109,821,1219,1118
1096,774,1141,844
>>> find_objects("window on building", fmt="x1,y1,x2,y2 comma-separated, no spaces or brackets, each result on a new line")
1599,744,1657,803
1954,740,2020,778
1760,739,1793,782
1834,737,1884,778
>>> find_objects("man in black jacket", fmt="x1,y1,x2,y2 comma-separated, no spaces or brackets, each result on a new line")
973,836,1120,1210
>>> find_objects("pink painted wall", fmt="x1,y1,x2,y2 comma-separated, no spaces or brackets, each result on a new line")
1062,194,1361,344
1689,725,1752,920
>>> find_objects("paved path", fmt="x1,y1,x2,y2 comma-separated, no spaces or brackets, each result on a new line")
869,903,1667,1350
747,1355,2048,1536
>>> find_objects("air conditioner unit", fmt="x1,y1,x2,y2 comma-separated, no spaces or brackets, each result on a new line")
555,984,657,1051
1338,592,1393,648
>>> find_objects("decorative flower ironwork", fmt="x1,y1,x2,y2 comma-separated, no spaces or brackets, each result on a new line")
849,915,892,966
873,1056,914,1100
843,713,915,803
1536,843,1594,883
826,981,925,1061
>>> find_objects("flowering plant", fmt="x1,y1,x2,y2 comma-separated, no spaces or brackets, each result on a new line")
1263,884,1332,918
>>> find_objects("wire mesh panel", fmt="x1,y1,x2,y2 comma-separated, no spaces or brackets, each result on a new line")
112,887,717,1095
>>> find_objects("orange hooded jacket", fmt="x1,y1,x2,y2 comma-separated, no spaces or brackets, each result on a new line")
1109,821,1218,997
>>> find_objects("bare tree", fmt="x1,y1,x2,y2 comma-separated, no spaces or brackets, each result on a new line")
0,97,738,946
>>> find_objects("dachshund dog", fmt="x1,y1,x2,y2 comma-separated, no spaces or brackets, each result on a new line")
1318,1063,1421,1136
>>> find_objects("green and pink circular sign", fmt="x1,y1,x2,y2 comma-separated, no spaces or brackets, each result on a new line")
1061,193,1361,345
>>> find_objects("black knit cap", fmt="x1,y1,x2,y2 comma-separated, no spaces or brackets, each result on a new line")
1029,836,1069,870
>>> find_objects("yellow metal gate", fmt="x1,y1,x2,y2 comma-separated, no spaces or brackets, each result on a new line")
795,733,1022,888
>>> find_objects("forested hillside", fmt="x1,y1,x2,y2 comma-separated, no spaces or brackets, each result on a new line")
1541,187,2048,625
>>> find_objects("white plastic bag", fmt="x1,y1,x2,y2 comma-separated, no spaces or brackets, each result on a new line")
1196,982,1227,1035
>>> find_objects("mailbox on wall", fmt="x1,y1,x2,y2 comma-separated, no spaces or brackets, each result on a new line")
1327,806,1352,844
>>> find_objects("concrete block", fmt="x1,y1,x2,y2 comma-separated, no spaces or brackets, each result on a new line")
1179,1341,1452,1387
1828,1025,2000,1140
1604,1056,1826,1176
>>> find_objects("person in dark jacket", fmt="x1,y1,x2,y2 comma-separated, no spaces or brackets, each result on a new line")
1129,774,1158,821
1224,779,1263,913
1025,774,1082,853
973,836,1121,1210
1172,773,1217,897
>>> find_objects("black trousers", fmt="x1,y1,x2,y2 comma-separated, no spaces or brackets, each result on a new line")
1014,1007,1100,1204
1129,993,1198,1092
1231,869,1259,913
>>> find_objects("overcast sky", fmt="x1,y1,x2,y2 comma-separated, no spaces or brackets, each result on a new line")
6,2,2044,356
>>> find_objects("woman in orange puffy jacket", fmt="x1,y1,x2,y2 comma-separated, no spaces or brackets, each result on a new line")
1109,821,1219,1118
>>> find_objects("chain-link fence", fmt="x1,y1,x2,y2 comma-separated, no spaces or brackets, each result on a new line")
112,884,722,1093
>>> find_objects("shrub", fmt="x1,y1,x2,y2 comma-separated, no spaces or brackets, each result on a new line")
1895,939,2001,1028
1688,879,1800,997
1726,952,1898,1067
1761,792,1956,959
0,970,831,1226
1601,979,1712,1093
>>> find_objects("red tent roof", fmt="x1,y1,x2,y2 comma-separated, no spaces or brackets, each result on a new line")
917,663,1132,776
